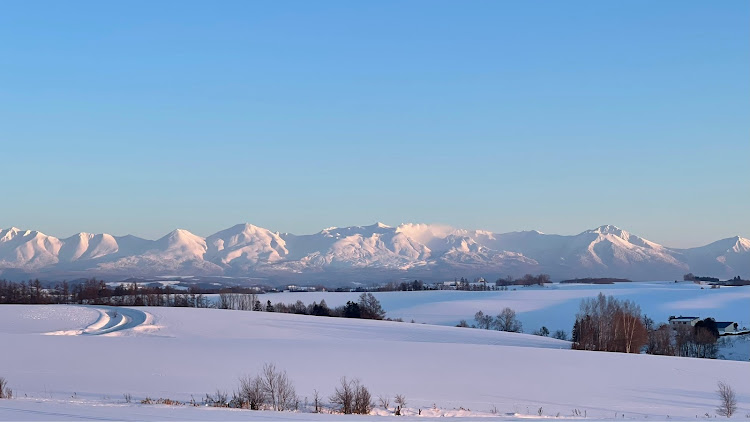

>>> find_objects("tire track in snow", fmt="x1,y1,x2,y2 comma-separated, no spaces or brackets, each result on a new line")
82,306,150,335
46,306,153,336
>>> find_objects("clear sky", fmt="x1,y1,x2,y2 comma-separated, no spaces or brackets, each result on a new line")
0,1,747,247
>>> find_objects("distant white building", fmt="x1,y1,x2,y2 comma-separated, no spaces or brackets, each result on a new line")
468,278,487,288
716,322,739,335
669,316,700,328
437,281,457,290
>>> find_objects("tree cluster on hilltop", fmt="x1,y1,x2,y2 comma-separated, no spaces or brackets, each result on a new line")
572,293,648,353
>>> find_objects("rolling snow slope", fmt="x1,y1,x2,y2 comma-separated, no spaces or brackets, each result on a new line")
0,304,748,421
0,223,748,281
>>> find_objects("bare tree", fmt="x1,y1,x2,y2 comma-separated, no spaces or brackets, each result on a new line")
573,294,647,353
474,310,492,329
259,363,297,411
358,293,386,320
615,301,648,353
0,377,11,399
353,380,373,414
494,307,522,332
394,393,407,409
330,377,355,414
646,323,675,356
716,381,737,418
238,374,265,410
312,389,321,413
378,394,390,410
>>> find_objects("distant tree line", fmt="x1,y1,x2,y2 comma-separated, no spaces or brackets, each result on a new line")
559,278,631,284
683,273,749,286
496,274,550,287
220,292,387,321
683,273,720,283
0,278,211,307
374,280,428,292
0,278,387,321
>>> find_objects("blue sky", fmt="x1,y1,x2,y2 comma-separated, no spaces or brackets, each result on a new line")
0,1,747,247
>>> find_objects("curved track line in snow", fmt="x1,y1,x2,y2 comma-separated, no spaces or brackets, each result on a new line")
46,306,153,336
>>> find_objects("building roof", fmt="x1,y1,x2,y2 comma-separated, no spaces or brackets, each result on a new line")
669,316,699,321
715,322,736,329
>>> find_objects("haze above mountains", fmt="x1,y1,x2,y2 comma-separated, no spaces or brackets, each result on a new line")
0,223,747,284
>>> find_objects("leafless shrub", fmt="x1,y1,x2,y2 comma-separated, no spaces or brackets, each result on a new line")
394,393,407,409
312,389,321,413
353,380,373,414
204,390,229,407
329,377,372,414
237,363,297,411
0,377,11,399
238,374,266,410
330,377,355,414
259,363,297,411
140,397,183,406
378,394,390,410
717,381,737,418
123,393,132,403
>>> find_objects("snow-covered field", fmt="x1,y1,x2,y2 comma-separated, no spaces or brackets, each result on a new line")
1,298,749,421
261,281,750,334
258,282,750,362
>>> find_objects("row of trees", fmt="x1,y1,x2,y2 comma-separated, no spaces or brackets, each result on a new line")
0,278,211,307
496,274,551,287
462,307,524,332
218,292,387,320
0,279,387,321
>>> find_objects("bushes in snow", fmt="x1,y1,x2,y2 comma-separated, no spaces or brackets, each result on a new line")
0,377,11,399
237,363,297,411
329,377,373,414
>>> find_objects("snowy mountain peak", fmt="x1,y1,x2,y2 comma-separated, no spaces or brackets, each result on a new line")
154,229,207,258
731,236,750,253
589,225,627,236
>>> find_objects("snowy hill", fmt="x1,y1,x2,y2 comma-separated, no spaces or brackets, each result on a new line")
0,305,747,420
0,223,747,282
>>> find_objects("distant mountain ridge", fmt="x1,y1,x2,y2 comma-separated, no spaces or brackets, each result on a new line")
0,223,747,283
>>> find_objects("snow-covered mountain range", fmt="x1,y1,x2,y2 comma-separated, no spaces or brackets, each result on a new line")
1,223,748,282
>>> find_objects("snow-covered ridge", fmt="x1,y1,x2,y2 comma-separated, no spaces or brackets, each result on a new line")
0,224,747,281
